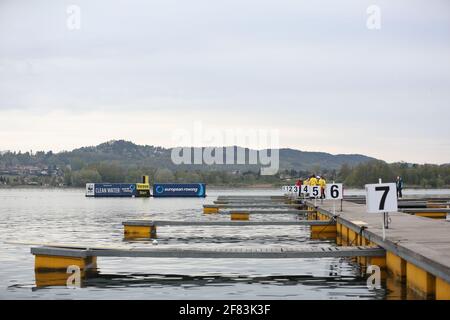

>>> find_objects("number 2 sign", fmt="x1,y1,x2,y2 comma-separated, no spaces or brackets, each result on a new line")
282,186,299,193
365,183,398,213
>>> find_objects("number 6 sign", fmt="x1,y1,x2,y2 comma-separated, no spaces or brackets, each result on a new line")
365,183,398,213
325,184,343,200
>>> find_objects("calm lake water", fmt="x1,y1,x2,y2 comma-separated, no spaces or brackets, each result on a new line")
1,188,449,300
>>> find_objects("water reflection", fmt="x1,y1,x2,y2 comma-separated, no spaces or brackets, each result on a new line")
30,263,422,300
1,188,441,299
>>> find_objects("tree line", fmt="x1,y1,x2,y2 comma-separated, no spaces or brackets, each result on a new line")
337,160,450,188
61,163,282,187
2,154,449,188
46,160,450,188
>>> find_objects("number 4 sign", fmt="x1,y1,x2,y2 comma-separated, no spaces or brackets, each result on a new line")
300,185,309,195
365,183,398,213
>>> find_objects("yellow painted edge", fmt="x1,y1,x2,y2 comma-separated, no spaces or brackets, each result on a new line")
203,207,219,214
415,212,447,219
310,233,336,240
348,229,358,246
436,277,450,300
406,262,436,298
386,252,406,280
35,255,96,271
367,256,386,268
311,225,337,234
124,225,153,238
231,213,250,221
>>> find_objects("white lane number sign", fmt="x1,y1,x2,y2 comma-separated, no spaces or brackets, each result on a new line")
365,183,398,213
308,186,321,198
325,183,343,200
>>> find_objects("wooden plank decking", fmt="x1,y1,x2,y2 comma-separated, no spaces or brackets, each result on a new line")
31,245,385,259
309,200,450,283
122,220,333,227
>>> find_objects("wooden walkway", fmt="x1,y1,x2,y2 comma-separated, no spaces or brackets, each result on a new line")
205,204,303,209
122,220,332,227
400,208,450,213
219,210,309,215
31,245,385,259
309,200,450,283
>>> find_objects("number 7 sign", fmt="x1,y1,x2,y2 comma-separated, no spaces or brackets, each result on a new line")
365,183,398,213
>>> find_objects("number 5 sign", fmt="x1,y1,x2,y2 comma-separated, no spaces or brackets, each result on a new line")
325,184,343,200
308,186,321,198
365,183,398,213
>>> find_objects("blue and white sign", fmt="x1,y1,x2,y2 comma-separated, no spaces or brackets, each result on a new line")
153,183,206,197
86,183,136,197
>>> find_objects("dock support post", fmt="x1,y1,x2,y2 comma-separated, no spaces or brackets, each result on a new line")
35,254,97,272
336,223,342,246
203,205,220,214
124,224,157,239
436,278,450,300
32,248,97,287
341,225,349,246
386,252,407,281
307,207,317,220
415,212,447,219
310,224,337,240
230,211,250,221
406,262,436,298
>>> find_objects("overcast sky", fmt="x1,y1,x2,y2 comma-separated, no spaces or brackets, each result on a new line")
0,0,449,163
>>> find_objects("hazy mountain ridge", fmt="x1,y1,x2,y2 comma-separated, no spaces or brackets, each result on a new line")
3,140,449,189
0,140,377,172
57,140,377,171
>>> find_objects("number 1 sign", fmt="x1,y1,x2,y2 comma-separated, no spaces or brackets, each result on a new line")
365,183,398,213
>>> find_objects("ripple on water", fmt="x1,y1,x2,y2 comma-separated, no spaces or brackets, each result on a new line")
0,188,432,299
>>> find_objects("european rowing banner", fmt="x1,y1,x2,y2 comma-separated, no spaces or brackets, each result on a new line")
152,183,206,197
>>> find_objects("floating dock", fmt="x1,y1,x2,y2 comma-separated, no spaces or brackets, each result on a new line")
205,204,303,209
203,204,305,215
122,219,333,239
123,220,330,226
31,245,385,262
305,199,450,299
27,192,450,299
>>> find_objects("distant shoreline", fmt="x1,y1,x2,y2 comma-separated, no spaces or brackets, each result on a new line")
1,184,450,191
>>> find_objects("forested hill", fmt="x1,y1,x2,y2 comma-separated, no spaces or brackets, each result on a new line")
0,140,376,172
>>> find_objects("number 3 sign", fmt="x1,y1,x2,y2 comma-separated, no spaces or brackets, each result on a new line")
365,183,398,213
